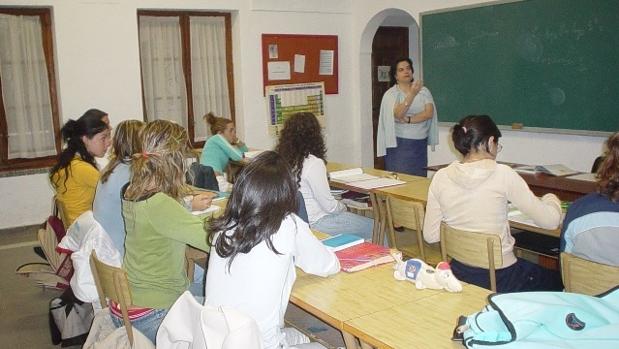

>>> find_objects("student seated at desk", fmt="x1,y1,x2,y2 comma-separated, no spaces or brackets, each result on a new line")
50,109,111,228
120,120,212,345
423,115,563,292
200,112,248,175
93,119,144,255
561,131,619,266
275,112,374,240
205,151,339,349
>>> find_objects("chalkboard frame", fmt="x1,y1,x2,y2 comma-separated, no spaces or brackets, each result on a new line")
420,0,618,136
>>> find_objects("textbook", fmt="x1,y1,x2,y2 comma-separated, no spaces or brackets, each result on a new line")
329,168,405,189
335,242,395,273
322,233,365,252
329,168,378,183
515,164,578,177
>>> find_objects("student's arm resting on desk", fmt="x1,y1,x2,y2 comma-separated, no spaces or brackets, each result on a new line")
148,194,210,251
505,169,562,230
306,159,346,214
293,217,340,276
422,178,443,243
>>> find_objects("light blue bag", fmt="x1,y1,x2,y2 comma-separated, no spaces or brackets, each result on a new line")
455,286,619,348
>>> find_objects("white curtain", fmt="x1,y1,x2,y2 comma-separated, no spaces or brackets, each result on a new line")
0,14,56,159
138,16,187,127
190,16,231,142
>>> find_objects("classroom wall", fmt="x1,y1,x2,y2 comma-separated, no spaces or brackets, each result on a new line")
350,0,607,169
0,0,608,229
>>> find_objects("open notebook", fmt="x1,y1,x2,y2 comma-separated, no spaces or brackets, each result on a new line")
329,168,405,189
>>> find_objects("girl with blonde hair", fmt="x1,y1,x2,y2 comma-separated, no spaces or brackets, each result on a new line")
93,119,145,255
116,120,211,344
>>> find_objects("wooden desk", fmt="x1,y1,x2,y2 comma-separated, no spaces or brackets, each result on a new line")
290,263,444,348
371,179,561,239
427,163,596,202
343,284,491,349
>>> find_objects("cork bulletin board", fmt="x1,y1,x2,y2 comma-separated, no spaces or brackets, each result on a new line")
261,34,338,94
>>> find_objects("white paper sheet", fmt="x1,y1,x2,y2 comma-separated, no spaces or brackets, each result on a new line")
267,61,291,80
319,50,334,75
294,54,305,73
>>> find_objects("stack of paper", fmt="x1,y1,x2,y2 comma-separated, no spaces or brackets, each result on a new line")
330,168,378,183
329,168,405,189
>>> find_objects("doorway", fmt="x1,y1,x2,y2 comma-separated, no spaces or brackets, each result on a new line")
371,27,409,169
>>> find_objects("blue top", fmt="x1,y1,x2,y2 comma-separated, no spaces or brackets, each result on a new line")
199,134,248,173
560,192,619,266
93,162,131,256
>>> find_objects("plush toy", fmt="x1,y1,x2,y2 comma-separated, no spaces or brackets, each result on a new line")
392,253,463,292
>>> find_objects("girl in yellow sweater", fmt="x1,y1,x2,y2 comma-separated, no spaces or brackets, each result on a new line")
50,109,111,228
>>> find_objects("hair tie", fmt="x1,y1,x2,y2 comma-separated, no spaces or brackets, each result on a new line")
142,151,150,159
462,126,468,134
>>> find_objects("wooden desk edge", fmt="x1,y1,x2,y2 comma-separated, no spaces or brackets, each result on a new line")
342,321,393,349
289,296,344,330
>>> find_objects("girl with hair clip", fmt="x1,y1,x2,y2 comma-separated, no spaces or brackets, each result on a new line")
118,120,212,344
423,115,563,293
93,120,145,255
275,112,374,240
200,112,248,175
50,110,112,228
561,131,619,266
205,151,340,349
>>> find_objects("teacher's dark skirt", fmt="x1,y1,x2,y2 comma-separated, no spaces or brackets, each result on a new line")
385,137,428,177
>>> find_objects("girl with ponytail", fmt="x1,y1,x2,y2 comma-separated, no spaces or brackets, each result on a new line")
118,119,211,345
423,115,563,292
50,110,111,227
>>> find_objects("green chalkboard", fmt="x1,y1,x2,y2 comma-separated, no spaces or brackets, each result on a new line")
421,0,619,133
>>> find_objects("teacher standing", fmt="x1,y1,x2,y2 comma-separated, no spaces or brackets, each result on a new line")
377,57,438,176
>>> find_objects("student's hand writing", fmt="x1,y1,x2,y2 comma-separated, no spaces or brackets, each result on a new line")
191,193,213,211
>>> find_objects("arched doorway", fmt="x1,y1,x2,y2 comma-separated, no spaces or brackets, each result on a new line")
359,9,418,168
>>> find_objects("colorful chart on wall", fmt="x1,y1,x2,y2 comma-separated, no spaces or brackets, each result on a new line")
265,82,325,135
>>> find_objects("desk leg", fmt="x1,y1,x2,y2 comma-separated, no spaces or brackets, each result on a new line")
369,193,383,245
360,341,375,349
343,331,361,349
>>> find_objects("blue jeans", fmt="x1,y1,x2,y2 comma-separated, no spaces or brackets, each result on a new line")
111,308,168,345
311,211,374,241
385,137,428,177
189,264,205,298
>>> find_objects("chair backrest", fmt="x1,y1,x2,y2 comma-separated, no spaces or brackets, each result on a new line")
188,162,220,191
90,251,134,344
296,191,309,223
591,155,605,173
385,196,426,261
440,222,503,292
560,252,619,296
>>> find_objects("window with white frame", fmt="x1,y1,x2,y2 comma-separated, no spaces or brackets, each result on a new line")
137,11,234,146
0,8,60,171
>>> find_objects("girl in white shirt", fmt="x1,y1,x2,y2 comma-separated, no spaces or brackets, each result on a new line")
275,112,374,240
423,115,563,292
205,151,340,349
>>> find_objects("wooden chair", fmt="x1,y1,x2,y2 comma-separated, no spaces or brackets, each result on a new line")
384,196,426,261
560,252,619,296
90,251,135,345
440,223,502,292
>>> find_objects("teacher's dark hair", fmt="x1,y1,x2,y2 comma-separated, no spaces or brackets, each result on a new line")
50,110,109,190
452,115,502,156
390,57,414,86
275,112,327,185
208,151,299,269
597,131,619,202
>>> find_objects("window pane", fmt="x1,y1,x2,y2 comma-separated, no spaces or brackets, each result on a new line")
0,14,56,159
190,16,231,142
138,16,187,127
